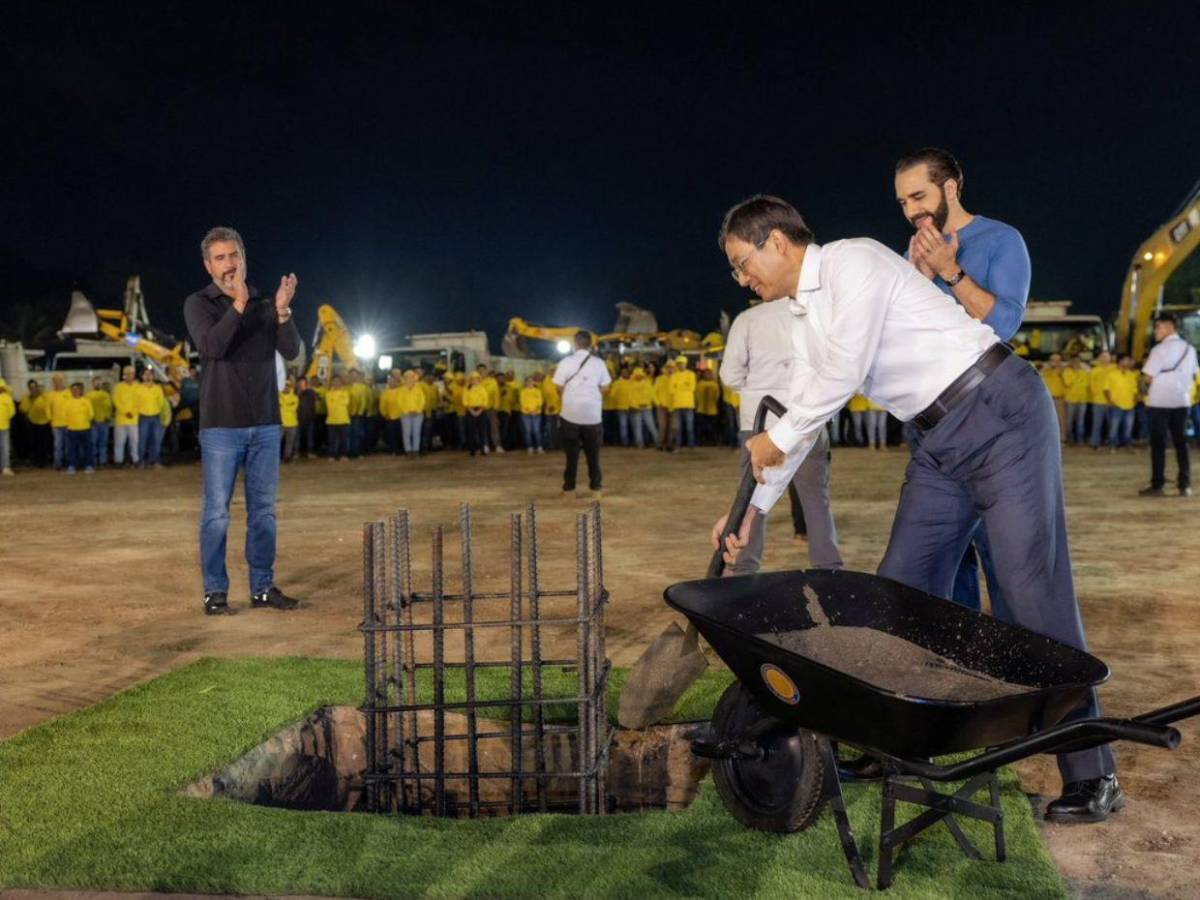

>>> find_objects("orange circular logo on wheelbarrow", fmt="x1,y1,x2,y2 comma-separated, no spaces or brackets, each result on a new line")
760,664,800,704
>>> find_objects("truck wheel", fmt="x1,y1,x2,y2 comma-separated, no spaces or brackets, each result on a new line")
710,682,825,833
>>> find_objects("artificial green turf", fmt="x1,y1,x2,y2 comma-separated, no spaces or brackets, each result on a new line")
0,657,1067,898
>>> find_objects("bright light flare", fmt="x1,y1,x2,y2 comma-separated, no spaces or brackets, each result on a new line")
354,334,377,359
377,354,393,371
556,339,572,354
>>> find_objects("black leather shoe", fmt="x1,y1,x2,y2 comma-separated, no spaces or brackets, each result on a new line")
1138,485,1166,497
203,592,236,616
1045,775,1125,823
837,753,884,782
251,586,301,610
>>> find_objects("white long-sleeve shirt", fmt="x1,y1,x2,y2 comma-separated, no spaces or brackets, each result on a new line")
721,299,802,432
1142,334,1199,408
751,239,999,512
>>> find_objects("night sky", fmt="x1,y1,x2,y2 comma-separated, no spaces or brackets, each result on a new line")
4,4,1199,352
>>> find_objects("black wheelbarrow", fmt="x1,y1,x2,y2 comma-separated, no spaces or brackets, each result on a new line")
666,398,1200,890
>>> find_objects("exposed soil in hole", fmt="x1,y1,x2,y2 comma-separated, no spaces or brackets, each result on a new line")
183,706,713,816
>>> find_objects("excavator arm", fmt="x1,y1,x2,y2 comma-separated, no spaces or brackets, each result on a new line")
501,317,595,357
1118,180,1200,360
306,304,357,382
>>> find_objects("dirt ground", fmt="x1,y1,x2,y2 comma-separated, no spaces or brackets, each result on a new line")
1,443,1198,898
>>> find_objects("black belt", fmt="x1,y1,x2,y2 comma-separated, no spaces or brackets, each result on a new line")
912,343,1012,431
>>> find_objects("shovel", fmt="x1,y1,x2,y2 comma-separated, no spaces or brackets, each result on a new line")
618,396,787,729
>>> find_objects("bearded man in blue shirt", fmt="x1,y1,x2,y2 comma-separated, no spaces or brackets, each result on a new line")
894,148,1031,620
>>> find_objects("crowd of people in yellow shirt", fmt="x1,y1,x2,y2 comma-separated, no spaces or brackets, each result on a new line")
1038,350,1200,450
2,365,188,475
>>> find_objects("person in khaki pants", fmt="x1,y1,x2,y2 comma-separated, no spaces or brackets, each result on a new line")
1041,353,1068,442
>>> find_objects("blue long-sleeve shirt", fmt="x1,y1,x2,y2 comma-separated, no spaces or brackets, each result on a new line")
930,215,1031,341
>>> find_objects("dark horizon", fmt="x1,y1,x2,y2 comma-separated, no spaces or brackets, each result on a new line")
4,4,1199,351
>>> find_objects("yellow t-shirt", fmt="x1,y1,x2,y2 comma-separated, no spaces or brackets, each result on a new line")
609,378,633,411
653,374,672,408
483,377,499,410
722,383,740,409
1191,373,1200,406
668,370,696,410
629,378,654,409
280,391,300,427
19,394,50,425
349,382,372,417
1105,369,1139,411
64,395,94,431
135,383,166,416
313,385,328,416
519,386,544,415
450,381,466,415
848,394,870,413
47,389,71,428
378,387,402,420
1088,365,1112,405
696,380,720,415
423,382,440,415
1041,367,1065,398
541,378,561,415
325,388,352,425
464,384,490,409
397,385,426,416
87,389,114,423
0,392,15,430
1062,368,1090,404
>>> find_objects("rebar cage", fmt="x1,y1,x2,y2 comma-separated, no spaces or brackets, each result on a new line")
360,502,611,816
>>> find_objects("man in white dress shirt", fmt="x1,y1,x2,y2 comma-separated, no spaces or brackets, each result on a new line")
553,330,611,498
1139,312,1199,497
713,195,1120,823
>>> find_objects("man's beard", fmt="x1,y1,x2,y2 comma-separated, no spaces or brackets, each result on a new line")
911,191,950,232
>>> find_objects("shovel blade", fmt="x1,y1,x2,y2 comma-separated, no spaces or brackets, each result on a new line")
618,622,709,729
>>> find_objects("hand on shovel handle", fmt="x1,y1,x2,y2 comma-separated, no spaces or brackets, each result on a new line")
710,508,758,574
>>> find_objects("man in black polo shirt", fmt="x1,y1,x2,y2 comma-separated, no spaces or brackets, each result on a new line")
184,226,303,616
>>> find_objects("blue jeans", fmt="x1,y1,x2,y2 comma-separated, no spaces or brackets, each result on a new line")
327,424,350,459
1066,402,1088,444
199,425,282,595
616,410,631,446
521,414,542,449
672,409,696,447
67,429,93,470
631,408,657,447
139,415,164,465
52,426,67,468
1088,404,1107,447
401,413,423,453
1108,407,1134,447
91,422,111,465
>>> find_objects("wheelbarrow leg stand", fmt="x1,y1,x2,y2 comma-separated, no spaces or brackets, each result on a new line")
816,737,870,891
877,769,1006,890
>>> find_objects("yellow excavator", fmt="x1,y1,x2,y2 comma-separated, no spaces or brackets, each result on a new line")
501,315,724,360
1117,179,1200,360
96,275,190,371
306,304,357,381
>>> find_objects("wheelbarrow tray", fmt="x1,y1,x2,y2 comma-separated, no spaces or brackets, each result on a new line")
665,568,1110,759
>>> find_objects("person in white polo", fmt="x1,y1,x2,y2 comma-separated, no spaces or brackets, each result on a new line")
1140,311,1200,497
553,331,611,498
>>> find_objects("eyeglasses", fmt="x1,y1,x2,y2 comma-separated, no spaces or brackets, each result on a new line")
730,238,768,282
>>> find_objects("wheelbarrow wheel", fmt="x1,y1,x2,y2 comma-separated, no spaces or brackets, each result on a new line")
711,682,825,833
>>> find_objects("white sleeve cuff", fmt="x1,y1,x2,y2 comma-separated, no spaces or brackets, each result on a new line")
767,418,804,454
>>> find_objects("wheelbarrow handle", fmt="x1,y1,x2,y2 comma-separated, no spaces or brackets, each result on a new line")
706,395,789,579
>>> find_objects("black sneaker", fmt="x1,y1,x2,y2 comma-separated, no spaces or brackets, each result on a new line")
204,592,236,616
251,586,301,610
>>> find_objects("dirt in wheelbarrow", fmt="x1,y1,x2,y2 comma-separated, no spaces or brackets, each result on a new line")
759,583,1033,702
761,625,1034,702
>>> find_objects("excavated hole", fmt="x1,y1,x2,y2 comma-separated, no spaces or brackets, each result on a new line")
184,706,713,816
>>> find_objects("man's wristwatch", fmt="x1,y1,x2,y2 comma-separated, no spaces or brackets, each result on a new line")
277,309,292,323
944,269,966,287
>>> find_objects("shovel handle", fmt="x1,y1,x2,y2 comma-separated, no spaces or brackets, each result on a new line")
706,395,788,579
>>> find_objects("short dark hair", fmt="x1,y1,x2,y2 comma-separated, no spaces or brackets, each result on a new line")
718,195,815,250
895,148,964,197
1155,311,1178,327
574,330,592,349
